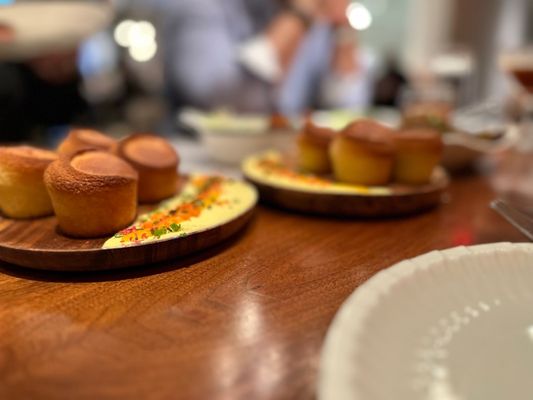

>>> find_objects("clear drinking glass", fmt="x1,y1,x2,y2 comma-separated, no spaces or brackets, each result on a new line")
492,46,533,213
399,82,455,132
400,81,456,111
499,46,533,148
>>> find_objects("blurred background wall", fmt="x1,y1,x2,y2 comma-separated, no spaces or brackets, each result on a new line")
1,0,533,141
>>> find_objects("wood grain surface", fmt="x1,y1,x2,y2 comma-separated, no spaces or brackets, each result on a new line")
0,173,527,400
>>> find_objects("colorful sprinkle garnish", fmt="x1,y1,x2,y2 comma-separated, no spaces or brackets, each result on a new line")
102,175,257,248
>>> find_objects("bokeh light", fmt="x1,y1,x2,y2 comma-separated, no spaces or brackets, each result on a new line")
346,2,373,31
114,19,157,62
113,19,135,47
128,41,157,62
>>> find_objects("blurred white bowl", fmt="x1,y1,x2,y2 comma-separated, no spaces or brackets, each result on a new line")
179,109,297,164
441,125,520,171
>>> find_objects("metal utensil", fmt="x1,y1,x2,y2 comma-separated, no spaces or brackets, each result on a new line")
491,199,533,241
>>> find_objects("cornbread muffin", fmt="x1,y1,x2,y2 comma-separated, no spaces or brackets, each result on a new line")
57,128,116,155
401,102,452,133
296,122,336,174
115,134,179,203
393,128,443,184
329,119,395,186
45,150,138,238
0,146,57,218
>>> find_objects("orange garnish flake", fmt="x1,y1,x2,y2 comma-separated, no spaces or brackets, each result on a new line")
115,176,225,243
257,158,332,187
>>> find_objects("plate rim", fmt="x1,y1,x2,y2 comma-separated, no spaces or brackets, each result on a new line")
242,151,449,198
317,242,533,400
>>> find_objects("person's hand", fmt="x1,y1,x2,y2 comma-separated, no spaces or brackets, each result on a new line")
0,24,14,43
289,0,322,18
319,0,349,26
289,0,348,24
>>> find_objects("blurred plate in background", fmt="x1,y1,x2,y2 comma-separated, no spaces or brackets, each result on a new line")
242,151,448,217
441,124,519,172
0,1,112,60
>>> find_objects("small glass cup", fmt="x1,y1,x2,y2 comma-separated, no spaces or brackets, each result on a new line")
399,82,455,132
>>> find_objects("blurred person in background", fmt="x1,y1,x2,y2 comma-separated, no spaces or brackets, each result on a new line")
157,0,374,115
0,50,88,142
0,2,115,143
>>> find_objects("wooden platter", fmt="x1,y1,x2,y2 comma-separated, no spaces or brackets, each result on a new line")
242,151,448,217
0,175,257,271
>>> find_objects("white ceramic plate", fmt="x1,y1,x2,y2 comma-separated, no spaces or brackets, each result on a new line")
319,242,533,400
0,2,112,60
441,125,519,172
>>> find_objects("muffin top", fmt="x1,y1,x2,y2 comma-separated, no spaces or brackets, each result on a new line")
75,129,116,148
1,145,57,160
0,145,57,171
395,128,444,151
58,128,116,155
71,151,137,178
118,134,179,169
340,119,395,155
301,121,336,147
45,149,138,193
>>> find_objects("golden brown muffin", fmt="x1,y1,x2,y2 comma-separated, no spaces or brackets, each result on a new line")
296,121,336,174
393,128,443,184
0,146,57,218
115,134,179,203
401,101,452,133
57,128,116,155
329,119,395,186
44,150,138,238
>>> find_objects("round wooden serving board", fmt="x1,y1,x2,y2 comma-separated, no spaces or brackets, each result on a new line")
242,151,449,217
0,176,257,271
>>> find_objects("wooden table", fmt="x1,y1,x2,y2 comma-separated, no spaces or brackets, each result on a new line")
0,173,526,400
